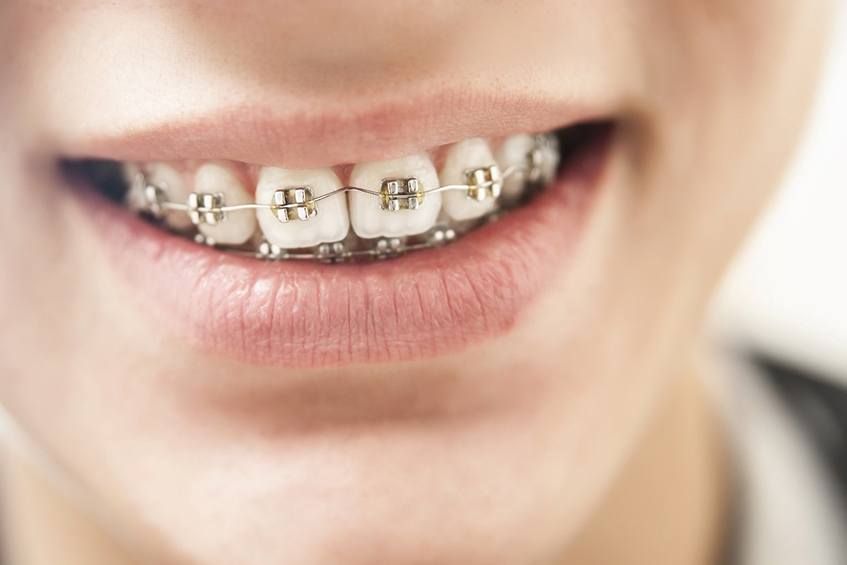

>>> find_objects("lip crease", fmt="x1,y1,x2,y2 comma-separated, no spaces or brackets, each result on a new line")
78,129,612,368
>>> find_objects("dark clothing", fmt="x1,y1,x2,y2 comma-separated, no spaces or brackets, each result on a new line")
757,354,847,520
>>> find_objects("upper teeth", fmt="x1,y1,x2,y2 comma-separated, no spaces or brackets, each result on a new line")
128,162,194,231
440,138,501,221
496,134,539,204
256,167,350,249
349,153,442,238
193,162,257,245
124,132,558,256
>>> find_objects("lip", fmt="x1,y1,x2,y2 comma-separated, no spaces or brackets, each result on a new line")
53,86,613,168
74,128,612,368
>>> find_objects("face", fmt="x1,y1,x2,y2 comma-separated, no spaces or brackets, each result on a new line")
0,1,831,564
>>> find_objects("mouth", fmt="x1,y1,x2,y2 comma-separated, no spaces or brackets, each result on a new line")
64,124,603,261
59,103,616,367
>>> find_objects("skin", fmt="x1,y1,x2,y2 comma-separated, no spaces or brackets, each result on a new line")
0,1,833,564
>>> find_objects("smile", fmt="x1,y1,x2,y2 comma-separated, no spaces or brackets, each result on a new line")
65,124,606,263
60,99,616,367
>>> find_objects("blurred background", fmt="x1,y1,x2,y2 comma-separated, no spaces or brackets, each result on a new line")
710,4,847,385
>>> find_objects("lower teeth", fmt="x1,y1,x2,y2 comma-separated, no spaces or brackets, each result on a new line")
68,131,568,263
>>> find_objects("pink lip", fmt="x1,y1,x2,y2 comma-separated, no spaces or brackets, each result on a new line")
56,88,612,168
77,132,611,367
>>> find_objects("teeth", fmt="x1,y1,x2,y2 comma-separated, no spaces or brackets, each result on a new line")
193,163,257,245
533,134,560,185
124,129,561,258
123,163,145,209
256,167,350,249
348,153,441,238
495,134,537,203
440,138,498,221
143,163,193,230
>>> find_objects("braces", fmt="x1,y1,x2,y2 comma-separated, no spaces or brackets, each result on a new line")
129,134,559,262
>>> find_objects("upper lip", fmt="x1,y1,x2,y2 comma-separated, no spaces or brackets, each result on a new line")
55,85,613,168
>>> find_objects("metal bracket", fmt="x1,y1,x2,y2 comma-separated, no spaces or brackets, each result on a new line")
379,178,425,211
188,192,226,225
271,187,318,222
465,165,503,202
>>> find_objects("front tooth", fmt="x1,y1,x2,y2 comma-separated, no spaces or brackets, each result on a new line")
256,167,349,249
440,138,498,221
193,163,257,245
145,162,193,230
495,134,536,203
349,153,441,238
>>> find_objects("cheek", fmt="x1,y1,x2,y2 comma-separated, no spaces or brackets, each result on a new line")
616,0,830,302
0,148,78,407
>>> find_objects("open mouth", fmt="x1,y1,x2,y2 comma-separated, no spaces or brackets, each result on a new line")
59,110,616,367
62,122,609,263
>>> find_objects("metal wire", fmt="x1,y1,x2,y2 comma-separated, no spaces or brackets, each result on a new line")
130,134,558,262
153,163,526,214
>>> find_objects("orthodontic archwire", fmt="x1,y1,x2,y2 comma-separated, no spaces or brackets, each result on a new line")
129,133,559,262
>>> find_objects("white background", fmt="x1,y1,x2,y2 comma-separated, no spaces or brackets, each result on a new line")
711,4,847,383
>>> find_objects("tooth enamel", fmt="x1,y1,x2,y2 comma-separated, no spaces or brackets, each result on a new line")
440,138,498,221
256,167,349,249
538,135,560,183
495,134,537,203
349,153,441,238
145,163,193,230
123,163,146,210
193,163,257,245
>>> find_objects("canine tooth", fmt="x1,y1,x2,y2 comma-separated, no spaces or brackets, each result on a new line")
256,167,349,249
495,134,537,202
144,163,193,230
193,163,257,245
349,154,441,238
440,138,499,221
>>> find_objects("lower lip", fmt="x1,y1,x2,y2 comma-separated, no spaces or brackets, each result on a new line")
80,133,612,368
